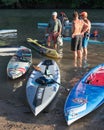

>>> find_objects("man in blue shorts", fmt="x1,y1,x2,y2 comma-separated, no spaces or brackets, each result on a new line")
80,11,91,68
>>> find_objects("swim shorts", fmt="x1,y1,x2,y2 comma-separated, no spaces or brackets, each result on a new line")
47,32,59,44
82,33,90,48
71,35,82,51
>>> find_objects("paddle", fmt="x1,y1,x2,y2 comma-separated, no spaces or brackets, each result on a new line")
33,65,69,92
27,38,52,49
27,38,46,46
27,38,39,45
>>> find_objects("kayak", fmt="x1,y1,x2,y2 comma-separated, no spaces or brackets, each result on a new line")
7,46,32,79
37,22,70,37
0,29,17,34
0,29,17,38
37,22,71,28
37,22,104,28
0,45,18,56
27,38,62,59
63,37,104,44
0,52,16,56
26,59,60,116
37,23,48,28
64,63,104,126
38,23,104,44
0,47,18,52
37,22,104,43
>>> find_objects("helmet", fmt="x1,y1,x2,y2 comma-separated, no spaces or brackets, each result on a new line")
80,11,88,18
59,12,66,17
52,12,57,16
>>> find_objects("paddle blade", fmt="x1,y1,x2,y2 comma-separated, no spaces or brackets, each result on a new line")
27,38,32,42
33,65,41,71
27,38,38,43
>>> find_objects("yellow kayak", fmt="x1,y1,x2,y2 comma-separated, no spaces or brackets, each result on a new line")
27,38,62,59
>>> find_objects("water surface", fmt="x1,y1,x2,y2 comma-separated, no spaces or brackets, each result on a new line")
0,9,104,130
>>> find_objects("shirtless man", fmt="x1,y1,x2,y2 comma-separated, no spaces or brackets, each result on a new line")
71,11,88,68
80,11,91,67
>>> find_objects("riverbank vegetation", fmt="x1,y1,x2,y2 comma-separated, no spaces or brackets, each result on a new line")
0,0,104,9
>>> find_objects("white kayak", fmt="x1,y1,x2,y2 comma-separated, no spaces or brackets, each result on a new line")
0,52,15,56
26,59,60,116
0,29,17,34
0,29,17,38
0,47,18,52
7,46,32,79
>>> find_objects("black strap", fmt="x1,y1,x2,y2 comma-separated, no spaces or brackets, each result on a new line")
33,85,45,107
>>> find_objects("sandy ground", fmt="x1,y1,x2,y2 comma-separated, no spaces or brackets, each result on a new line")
0,44,104,130
0,67,89,130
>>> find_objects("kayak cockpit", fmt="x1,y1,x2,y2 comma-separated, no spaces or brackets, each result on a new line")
86,68,104,86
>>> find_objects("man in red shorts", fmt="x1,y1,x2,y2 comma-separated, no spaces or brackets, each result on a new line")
46,12,62,50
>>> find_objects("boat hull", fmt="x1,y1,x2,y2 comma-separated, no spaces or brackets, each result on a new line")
64,64,104,125
26,59,60,116
27,39,62,59
7,46,32,79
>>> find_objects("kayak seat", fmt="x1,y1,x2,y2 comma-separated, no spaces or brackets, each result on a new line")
18,56,30,62
22,54,32,62
16,53,31,62
42,59,53,66
35,76,54,85
42,59,53,75
22,53,31,57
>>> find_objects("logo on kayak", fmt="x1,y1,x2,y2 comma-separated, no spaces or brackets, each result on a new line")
73,98,87,104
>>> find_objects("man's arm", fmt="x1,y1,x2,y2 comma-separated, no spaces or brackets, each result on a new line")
58,19,62,35
81,20,89,35
71,21,75,38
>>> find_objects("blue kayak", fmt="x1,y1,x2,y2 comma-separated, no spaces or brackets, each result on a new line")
37,23,48,28
63,37,104,44
64,64,104,125
37,22,104,28
37,22,71,29
37,22,104,44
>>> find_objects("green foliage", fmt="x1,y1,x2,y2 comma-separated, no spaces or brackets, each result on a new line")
1,0,104,8
92,0,104,8
1,0,18,5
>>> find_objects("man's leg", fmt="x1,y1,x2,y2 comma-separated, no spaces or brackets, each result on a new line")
74,51,78,67
54,43,57,50
53,33,58,50
78,50,82,67
82,37,89,68
83,47,87,60
47,34,52,47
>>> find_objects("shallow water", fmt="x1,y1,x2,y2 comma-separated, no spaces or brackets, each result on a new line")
0,9,104,129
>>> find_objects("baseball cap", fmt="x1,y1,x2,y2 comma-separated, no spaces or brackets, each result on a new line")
52,12,57,16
